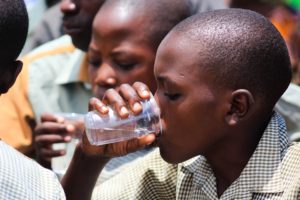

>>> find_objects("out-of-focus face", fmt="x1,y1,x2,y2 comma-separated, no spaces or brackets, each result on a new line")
60,0,105,51
87,6,157,99
154,32,229,164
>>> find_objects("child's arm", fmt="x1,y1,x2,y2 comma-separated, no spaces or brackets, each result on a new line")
61,82,156,200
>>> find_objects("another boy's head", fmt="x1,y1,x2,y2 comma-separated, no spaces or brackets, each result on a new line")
0,0,28,94
228,0,278,7
88,0,191,98
60,0,106,51
154,9,291,164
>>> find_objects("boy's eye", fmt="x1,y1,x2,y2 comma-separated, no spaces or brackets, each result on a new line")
115,62,136,71
88,59,101,68
164,92,181,101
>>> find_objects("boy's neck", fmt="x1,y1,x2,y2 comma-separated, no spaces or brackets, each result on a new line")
205,117,270,197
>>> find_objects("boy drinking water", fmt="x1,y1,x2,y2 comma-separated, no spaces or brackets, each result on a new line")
37,0,191,182
77,9,300,199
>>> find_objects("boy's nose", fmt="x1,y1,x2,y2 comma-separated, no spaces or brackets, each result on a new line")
94,63,117,88
154,92,163,117
60,0,78,14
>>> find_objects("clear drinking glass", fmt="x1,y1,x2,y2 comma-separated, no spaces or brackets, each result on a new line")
51,113,85,178
85,93,162,145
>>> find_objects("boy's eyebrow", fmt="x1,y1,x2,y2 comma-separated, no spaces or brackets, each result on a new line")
111,51,131,57
157,75,178,86
110,50,139,57
88,47,99,53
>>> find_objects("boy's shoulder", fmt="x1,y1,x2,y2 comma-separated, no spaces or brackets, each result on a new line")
281,142,300,177
279,142,300,199
92,148,177,200
21,35,81,71
20,35,86,88
24,35,74,56
0,141,66,199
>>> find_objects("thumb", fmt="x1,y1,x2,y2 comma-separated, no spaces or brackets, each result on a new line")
126,133,156,153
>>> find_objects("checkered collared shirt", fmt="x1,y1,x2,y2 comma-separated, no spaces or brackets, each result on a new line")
92,112,300,200
0,141,65,199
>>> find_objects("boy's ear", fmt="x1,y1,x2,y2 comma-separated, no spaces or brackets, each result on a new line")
0,61,22,94
10,60,23,86
225,89,254,126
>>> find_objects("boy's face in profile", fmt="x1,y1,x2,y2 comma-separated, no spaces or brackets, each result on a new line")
87,6,157,99
154,32,229,164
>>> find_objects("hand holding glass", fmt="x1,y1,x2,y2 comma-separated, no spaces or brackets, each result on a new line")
85,94,162,145
51,112,85,177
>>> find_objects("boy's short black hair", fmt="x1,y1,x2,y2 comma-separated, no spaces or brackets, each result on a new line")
0,0,28,64
173,9,291,105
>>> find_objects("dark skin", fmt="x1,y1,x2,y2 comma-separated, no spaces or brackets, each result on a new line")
155,32,273,197
34,114,75,168
229,0,277,13
60,0,105,51
88,3,157,99
229,1,281,24
61,83,155,200
80,31,274,197
0,60,22,94
35,2,160,168
34,0,106,167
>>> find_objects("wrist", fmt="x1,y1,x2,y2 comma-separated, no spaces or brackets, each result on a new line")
75,142,111,164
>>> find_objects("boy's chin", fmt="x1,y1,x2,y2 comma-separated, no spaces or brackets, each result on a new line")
159,147,185,164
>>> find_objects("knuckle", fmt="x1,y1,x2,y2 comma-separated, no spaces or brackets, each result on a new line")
119,83,130,90
89,97,97,104
133,82,148,91
41,113,49,118
134,81,145,87
133,82,141,88
34,137,40,143
106,88,116,95
34,134,44,142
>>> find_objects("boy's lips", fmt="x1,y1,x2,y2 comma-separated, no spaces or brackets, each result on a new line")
63,22,82,35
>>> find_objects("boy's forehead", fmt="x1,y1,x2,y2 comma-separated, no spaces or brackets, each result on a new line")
94,2,145,36
156,32,200,71
155,31,218,87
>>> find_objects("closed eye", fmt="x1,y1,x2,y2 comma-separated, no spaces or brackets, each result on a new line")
115,62,136,71
164,92,181,101
88,59,101,68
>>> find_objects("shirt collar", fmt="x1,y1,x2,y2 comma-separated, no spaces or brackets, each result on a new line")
181,112,289,199
54,49,89,85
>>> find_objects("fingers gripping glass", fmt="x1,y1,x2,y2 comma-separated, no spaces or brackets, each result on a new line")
85,93,162,145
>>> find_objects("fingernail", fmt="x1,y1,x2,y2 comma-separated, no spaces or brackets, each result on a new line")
66,124,75,132
95,100,102,108
141,90,149,97
64,136,72,142
133,102,142,111
56,117,64,123
69,3,76,10
95,101,108,113
100,105,109,113
120,106,129,116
